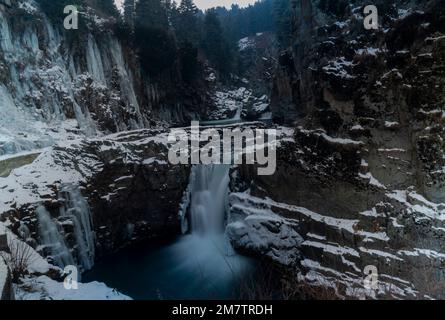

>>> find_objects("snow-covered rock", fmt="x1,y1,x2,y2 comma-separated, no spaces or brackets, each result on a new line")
15,276,130,300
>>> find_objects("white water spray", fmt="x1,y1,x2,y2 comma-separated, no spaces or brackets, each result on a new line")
172,164,251,292
189,165,230,235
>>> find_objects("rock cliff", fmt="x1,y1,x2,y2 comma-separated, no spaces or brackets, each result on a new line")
227,0,445,299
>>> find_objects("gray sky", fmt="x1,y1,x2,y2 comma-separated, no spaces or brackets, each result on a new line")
115,0,257,11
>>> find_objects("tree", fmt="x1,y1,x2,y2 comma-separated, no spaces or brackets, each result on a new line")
162,0,178,26
135,0,169,30
202,9,232,76
175,0,200,44
124,0,135,28
274,0,293,48
134,0,177,77
179,41,199,82
95,0,119,16
135,27,177,77
317,0,349,17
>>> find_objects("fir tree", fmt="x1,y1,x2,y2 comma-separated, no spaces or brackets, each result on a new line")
124,0,135,28
95,0,119,16
175,0,200,44
274,0,293,48
135,0,177,77
202,9,232,76
135,0,169,30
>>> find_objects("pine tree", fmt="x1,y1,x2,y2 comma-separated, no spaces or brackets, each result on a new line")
175,0,200,44
124,0,135,28
317,0,348,17
95,0,119,16
135,0,169,30
202,9,232,75
177,0,198,14
179,41,199,82
274,0,293,48
162,0,178,26
134,0,177,77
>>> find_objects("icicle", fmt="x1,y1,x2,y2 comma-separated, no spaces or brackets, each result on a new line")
59,185,95,271
0,10,13,53
36,206,75,268
86,35,106,85
109,38,144,128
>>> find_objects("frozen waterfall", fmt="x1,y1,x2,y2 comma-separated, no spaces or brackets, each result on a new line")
36,185,95,272
0,10,149,156
36,206,75,268
59,185,95,271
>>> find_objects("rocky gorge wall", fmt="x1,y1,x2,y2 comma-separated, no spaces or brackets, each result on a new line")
0,129,191,265
0,0,212,157
2,0,445,301
225,0,445,299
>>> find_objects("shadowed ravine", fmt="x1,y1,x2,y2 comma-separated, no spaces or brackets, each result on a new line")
84,165,255,300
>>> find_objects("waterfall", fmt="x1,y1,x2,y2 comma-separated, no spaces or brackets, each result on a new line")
84,164,254,299
59,185,95,271
189,165,230,235
166,164,253,297
36,206,75,268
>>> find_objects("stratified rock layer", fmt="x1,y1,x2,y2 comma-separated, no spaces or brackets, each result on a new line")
229,0,445,299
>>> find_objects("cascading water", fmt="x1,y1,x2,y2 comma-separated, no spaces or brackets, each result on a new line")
84,164,254,299
189,165,230,235
36,206,75,268
59,185,95,271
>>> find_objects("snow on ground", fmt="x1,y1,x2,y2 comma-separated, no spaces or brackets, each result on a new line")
1,220,130,300
238,37,255,51
15,276,131,300
300,259,418,300
226,187,445,299
208,87,250,120
227,195,303,266
0,129,171,216
0,139,97,214
359,172,387,189
322,57,356,80
387,189,445,221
